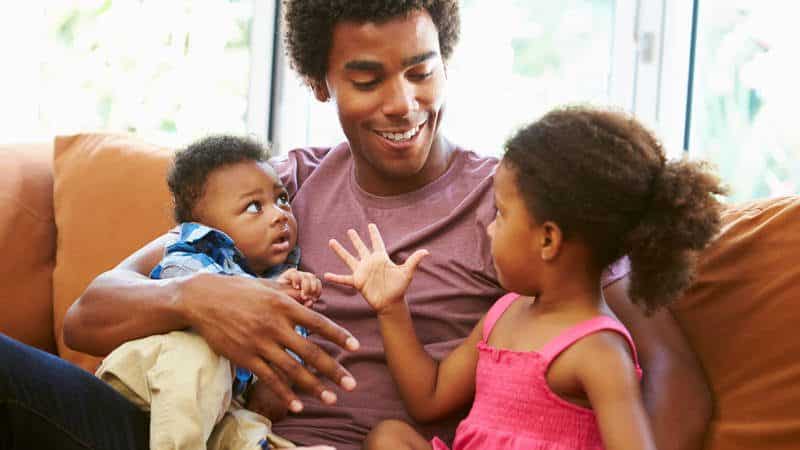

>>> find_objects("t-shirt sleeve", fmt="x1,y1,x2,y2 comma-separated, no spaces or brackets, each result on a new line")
271,147,331,199
601,256,631,288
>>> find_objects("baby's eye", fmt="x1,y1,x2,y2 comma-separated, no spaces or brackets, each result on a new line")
245,201,262,213
276,192,290,207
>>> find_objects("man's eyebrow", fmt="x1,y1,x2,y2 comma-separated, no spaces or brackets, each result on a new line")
401,51,438,67
344,60,383,71
343,51,439,72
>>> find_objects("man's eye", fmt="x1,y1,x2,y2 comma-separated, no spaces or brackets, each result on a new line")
410,71,433,81
353,79,380,90
276,193,290,207
246,201,262,213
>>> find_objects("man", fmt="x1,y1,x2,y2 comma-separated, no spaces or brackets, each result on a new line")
3,2,710,449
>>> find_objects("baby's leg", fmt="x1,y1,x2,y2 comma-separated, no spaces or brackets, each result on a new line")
146,331,233,450
363,420,433,450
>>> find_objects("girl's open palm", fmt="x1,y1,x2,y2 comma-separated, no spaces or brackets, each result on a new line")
324,224,428,313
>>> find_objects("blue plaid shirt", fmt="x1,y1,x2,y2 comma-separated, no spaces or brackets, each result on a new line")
150,222,308,398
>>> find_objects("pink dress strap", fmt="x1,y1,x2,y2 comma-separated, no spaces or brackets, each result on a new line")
539,316,642,377
482,292,521,340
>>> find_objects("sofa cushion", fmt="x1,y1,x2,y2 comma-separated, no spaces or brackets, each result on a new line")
53,133,175,371
670,196,800,450
0,142,57,353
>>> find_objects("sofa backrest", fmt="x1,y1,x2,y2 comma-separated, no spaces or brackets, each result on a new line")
0,141,57,353
671,196,800,450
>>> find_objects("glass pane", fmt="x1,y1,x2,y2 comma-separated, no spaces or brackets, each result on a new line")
32,1,254,146
689,1,800,201
273,0,617,157
446,0,615,156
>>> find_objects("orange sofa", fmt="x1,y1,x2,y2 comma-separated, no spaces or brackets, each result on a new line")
1,134,798,450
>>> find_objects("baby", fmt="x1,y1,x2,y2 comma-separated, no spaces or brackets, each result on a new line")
96,135,317,450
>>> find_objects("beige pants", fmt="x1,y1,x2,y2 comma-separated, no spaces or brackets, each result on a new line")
96,330,295,450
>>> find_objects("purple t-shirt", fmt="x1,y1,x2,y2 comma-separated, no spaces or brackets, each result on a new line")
270,143,627,448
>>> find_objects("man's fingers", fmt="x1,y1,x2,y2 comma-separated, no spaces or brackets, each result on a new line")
403,249,429,273
367,223,386,253
280,329,357,394
246,357,304,413
328,239,359,271
262,343,341,405
347,229,370,259
323,272,354,287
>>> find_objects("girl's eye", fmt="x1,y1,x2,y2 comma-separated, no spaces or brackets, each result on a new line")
276,192,290,207
245,201,262,213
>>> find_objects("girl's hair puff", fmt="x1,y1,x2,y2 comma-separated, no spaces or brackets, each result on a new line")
502,106,726,312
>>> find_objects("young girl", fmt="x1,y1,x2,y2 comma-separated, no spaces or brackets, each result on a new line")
324,106,725,450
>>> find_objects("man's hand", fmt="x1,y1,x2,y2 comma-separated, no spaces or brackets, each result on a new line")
276,269,322,307
246,378,289,422
324,224,428,315
178,272,359,413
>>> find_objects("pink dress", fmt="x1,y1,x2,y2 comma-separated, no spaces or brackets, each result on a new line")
431,293,642,450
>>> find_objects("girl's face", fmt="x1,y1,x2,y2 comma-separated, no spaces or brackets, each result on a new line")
486,163,540,295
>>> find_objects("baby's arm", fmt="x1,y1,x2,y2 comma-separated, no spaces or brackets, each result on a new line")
325,224,480,422
577,332,657,450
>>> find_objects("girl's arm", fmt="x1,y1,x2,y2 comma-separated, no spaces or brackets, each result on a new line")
576,331,657,450
325,224,481,422
378,303,483,422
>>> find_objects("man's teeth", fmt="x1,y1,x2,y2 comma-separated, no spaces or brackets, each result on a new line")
379,125,420,142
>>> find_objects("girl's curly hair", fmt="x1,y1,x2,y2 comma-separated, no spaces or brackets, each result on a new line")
283,0,460,83
168,135,270,224
503,106,727,313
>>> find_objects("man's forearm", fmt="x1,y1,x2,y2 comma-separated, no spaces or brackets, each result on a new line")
63,268,189,356
643,347,713,450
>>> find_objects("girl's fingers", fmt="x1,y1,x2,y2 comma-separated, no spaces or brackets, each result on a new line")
403,249,430,273
328,239,359,271
347,229,370,258
367,223,386,253
324,272,354,287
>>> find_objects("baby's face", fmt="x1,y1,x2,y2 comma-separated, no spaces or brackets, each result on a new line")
194,160,297,274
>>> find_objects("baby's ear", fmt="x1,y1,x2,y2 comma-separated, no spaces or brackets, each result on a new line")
540,221,563,261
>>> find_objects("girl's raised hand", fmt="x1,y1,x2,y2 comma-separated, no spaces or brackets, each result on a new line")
324,224,428,314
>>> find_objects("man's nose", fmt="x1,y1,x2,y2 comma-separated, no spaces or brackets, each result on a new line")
382,78,419,118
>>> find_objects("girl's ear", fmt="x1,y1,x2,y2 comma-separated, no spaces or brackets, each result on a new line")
540,221,563,261
308,77,330,102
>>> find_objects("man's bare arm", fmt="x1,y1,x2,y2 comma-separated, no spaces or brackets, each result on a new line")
605,277,712,450
63,233,360,412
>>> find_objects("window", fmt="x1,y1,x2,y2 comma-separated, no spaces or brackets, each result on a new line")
687,1,799,201
271,0,633,157
0,0,268,147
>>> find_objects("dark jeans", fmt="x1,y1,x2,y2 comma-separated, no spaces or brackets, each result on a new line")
0,333,149,450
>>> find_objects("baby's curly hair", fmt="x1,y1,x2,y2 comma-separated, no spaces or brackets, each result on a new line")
503,106,727,313
283,0,460,83
168,135,270,224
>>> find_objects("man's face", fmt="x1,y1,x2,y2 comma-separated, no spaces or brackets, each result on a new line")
194,161,298,275
321,9,447,192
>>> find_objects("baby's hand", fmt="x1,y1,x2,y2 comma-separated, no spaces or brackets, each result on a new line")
276,269,321,307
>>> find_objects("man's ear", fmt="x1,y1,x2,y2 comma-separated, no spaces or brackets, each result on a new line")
540,221,563,261
308,78,330,102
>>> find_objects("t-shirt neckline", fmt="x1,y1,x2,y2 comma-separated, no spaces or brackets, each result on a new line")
347,142,467,210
